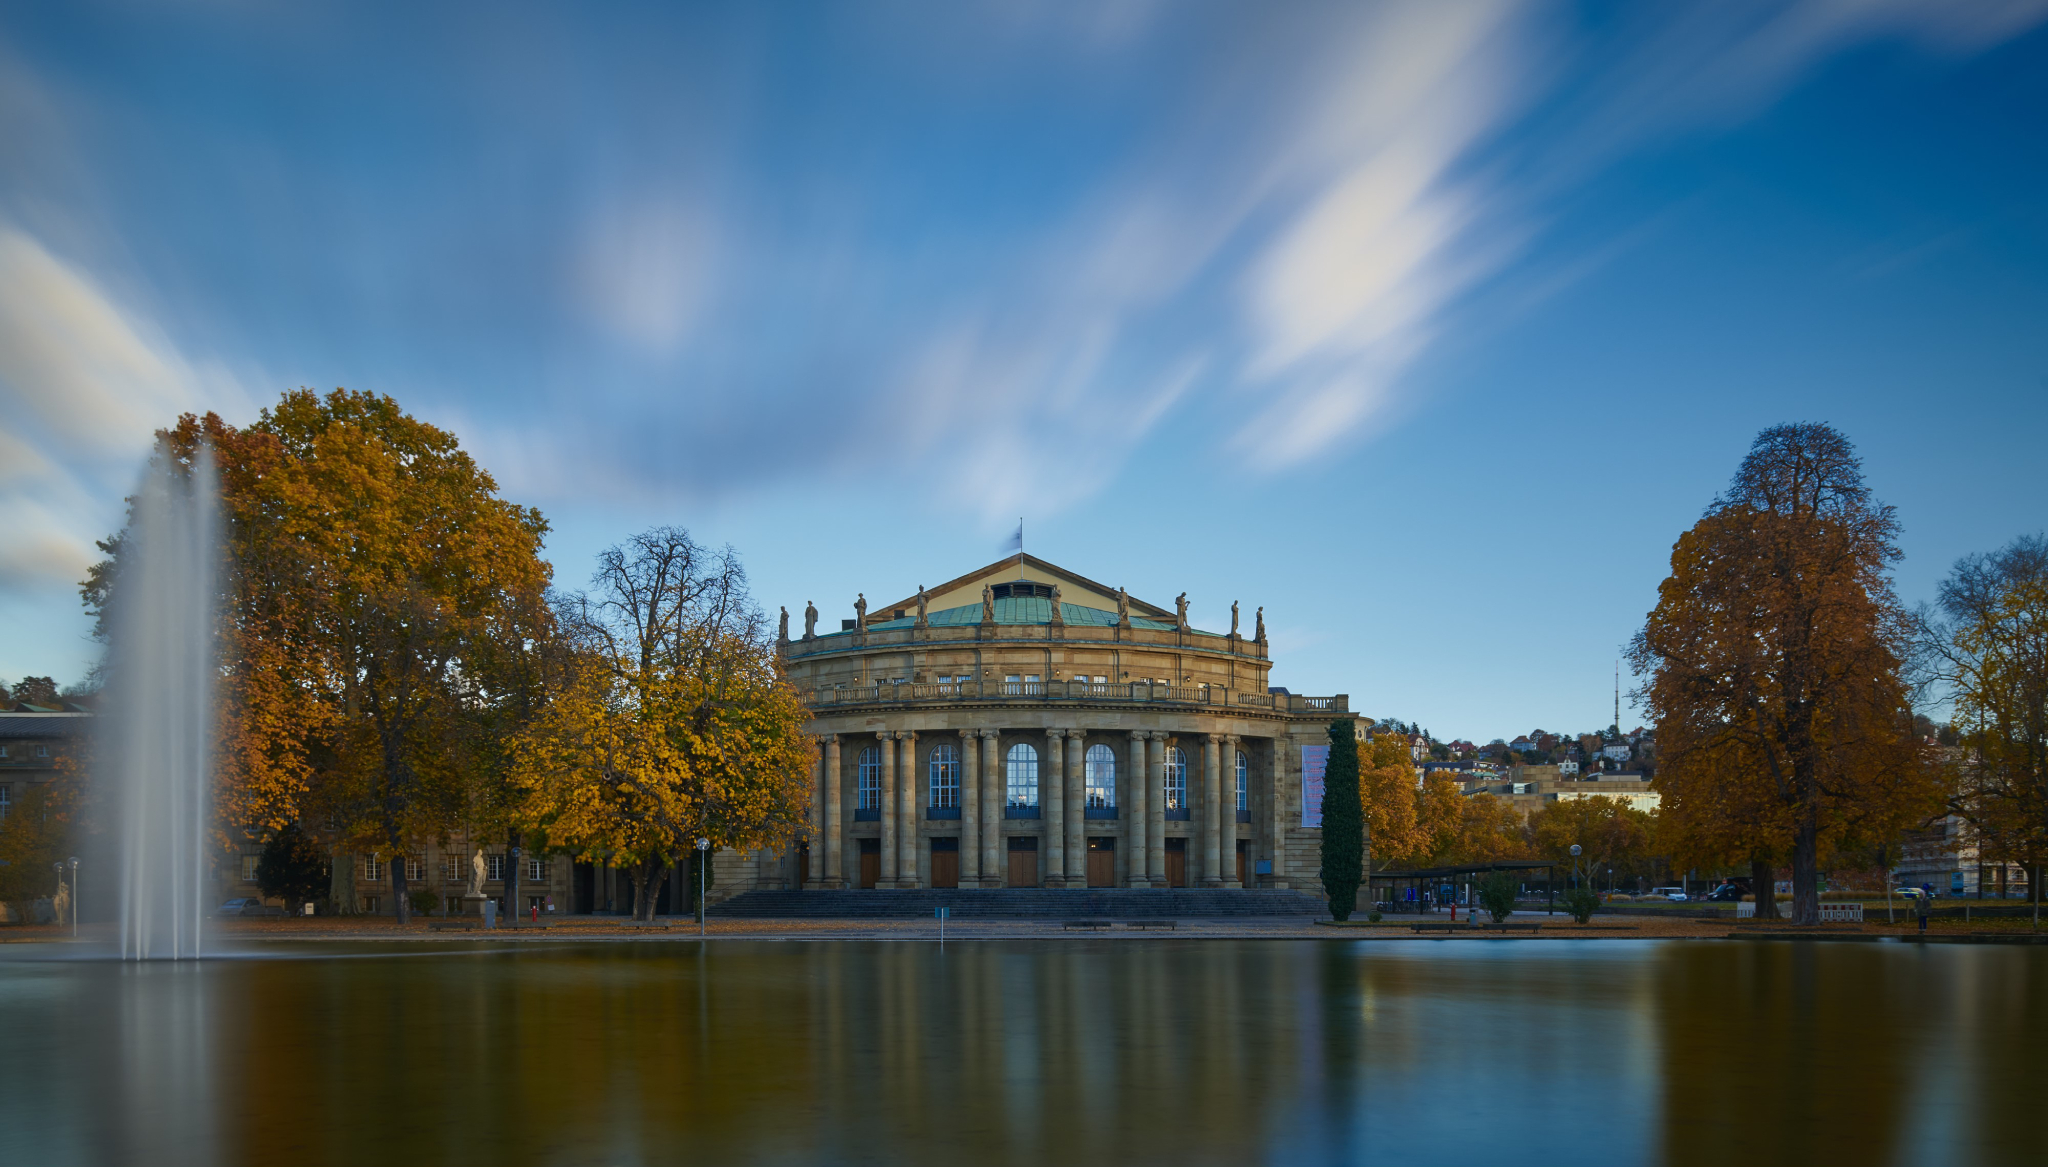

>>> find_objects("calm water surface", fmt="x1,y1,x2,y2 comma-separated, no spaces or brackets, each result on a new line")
0,938,2041,1166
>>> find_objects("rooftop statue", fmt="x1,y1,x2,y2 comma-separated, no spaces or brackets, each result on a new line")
982,583,995,623
1116,586,1129,624
1175,592,1189,632
1231,600,1240,637
855,593,867,632
1049,584,1064,625
803,600,818,640
778,606,790,644
914,584,929,628
1255,606,1266,644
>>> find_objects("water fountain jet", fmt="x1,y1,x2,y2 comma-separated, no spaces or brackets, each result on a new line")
107,446,218,960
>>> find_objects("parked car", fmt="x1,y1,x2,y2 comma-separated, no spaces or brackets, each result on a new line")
214,897,261,917
1648,887,1687,902
1896,886,1927,899
1703,884,1744,902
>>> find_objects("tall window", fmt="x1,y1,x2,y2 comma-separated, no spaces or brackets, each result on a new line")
929,745,960,808
241,854,260,881
857,746,883,810
1164,747,1188,810
1085,744,1116,807
527,858,548,882
364,855,385,882
486,854,505,881
1006,743,1039,807
0,784,9,821
407,854,426,882
1236,750,1249,813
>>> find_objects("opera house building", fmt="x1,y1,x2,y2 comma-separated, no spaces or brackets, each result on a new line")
756,554,1361,897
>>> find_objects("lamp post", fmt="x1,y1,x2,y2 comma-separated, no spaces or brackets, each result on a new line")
696,837,711,938
68,857,78,938
53,862,65,932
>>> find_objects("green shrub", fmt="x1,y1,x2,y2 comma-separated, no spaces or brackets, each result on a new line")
408,888,439,917
1366,910,1382,923
1318,721,1363,922
1561,886,1601,924
1477,870,1519,922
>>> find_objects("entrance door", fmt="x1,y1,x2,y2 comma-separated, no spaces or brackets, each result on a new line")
573,862,596,914
1007,836,1039,887
1165,838,1188,888
930,838,960,889
1236,840,1249,886
859,839,881,889
797,844,810,890
1086,837,1115,888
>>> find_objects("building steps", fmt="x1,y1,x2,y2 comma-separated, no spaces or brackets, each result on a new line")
709,887,1331,919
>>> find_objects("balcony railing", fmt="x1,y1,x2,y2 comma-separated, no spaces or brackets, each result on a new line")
803,680,1345,714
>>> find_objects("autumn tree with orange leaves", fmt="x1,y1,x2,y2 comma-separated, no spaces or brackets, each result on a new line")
87,392,555,923
1630,424,1939,926
511,528,812,921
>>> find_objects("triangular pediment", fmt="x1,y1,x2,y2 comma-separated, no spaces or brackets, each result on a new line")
877,554,1172,621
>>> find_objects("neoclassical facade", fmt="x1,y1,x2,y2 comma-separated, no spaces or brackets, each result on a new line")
756,554,1362,895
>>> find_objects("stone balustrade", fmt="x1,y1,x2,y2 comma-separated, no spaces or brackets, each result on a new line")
803,679,1347,714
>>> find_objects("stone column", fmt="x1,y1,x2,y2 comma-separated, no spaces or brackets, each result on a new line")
825,735,844,888
1044,729,1067,887
757,844,780,891
1126,730,1149,887
1223,734,1243,888
960,728,981,887
898,730,920,888
807,745,825,890
981,730,1003,886
1201,734,1223,887
1147,732,1167,886
1067,730,1088,885
1268,737,1290,889
878,732,898,887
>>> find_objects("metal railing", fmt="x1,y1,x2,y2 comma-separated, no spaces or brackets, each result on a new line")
805,681,1344,713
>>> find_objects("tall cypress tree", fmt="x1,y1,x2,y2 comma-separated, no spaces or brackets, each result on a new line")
1319,719,1363,920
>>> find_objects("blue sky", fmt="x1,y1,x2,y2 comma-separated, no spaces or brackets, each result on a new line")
2,1,2043,741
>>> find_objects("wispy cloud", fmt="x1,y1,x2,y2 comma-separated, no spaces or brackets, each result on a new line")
0,226,247,587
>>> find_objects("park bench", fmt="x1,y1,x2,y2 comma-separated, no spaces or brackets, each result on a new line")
1409,923,1467,933
1063,919,1113,931
620,920,674,930
1122,920,1176,930
1478,922,1543,932
428,920,480,932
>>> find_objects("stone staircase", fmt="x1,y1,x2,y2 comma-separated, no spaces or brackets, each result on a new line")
710,887,1331,919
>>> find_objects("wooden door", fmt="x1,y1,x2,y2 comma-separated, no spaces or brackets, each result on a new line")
1007,837,1039,887
930,838,960,889
1086,838,1115,888
1236,840,1249,886
859,839,880,889
1165,838,1187,888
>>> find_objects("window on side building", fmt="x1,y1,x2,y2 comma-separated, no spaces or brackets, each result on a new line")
1236,750,1248,813
0,784,9,821
929,745,959,808
1006,743,1039,807
486,854,505,881
857,747,883,810
1165,748,1189,810
241,854,260,882
1085,745,1116,807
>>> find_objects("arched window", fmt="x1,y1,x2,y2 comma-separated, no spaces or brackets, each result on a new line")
857,746,882,810
1006,743,1039,808
1236,750,1249,814
1085,744,1116,807
929,744,960,808
1164,747,1188,810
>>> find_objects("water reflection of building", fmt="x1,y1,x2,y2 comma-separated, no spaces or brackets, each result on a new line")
750,554,1363,895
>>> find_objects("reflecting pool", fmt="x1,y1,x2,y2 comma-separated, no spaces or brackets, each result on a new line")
1,939,2041,1166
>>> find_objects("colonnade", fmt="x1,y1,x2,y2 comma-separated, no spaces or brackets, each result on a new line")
807,727,1250,890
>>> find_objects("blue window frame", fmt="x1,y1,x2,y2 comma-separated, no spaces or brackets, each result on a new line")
857,746,882,810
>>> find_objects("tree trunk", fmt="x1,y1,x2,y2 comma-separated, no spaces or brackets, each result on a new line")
1750,858,1780,921
392,850,410,924
330,845,358,914
505,829,523,924
633,860,668,922
1791,822,1821,926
